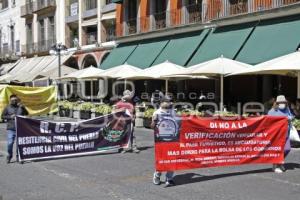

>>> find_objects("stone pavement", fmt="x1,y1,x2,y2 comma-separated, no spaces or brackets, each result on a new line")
0,122,300,200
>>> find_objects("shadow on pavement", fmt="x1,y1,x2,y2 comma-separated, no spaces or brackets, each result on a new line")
285,162,300,170
15,150,121,164
137,145,153,151
173,163,300,186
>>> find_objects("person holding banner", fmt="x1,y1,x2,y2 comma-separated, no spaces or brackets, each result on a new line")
151,96,179,187
268,95,294,173
115,90,140,154
1,95,28,163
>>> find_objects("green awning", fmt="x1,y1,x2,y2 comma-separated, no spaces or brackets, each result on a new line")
236,15,300,64
187,23,255,66
112,0,123,3
126,39,169,69
100,43,137,69
152,29,209,66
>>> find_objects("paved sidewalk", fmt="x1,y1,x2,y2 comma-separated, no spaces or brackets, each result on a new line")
0,122,300,200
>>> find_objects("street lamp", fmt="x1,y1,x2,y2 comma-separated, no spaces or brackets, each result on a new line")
49,43,68,78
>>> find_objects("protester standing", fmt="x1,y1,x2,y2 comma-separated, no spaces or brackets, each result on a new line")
115,90,140,153
268,95,293,173
1,95,28,163
151,97,178,187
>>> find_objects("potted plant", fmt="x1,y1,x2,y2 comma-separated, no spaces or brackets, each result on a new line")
72,102,81,119
292,119,300,131
58,100,73,117
79,102,94,119
94,104,112,117
143,108,155,128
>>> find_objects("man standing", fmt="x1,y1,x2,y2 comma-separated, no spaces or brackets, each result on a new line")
1,95,28,163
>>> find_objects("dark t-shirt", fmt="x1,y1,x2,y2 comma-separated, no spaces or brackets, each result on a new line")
1,104,28,131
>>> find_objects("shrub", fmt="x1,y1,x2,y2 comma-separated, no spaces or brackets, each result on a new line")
94,104,112,115
144,108,155,119
79,102,95,111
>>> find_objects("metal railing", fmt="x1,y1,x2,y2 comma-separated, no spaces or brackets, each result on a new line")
140,16,150,33
186,3,202,24
118,0,300,37
283,0,300,5
0,42,20,57
36,38,56,53
22,43,35,55
126,19,137,35
20,2,33,17
169,9,182,27
154,11,166,29
229,1,248,15
33,0,56,12
22,38,56,55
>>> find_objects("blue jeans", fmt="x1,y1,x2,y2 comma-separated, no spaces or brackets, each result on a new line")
7,130,16,158
154,171,174,181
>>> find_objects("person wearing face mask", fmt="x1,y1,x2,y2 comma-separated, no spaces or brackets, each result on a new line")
268,95,294,173
1,94,28,164
151,96,179,187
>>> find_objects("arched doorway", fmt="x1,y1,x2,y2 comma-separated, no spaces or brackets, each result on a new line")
82,54,97,68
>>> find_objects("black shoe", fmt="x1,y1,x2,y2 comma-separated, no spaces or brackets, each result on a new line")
6,156,11,164
165,180,175,187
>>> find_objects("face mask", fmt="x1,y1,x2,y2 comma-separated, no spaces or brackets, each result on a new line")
278,104,286,110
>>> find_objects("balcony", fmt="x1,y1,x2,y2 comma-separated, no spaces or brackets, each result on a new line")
126,19,137,35
32,0,56,14
140,16,150,33
0,41,20,59
229,1,248,15
36,38,56,53
22,38,56,55
20,3,33,18
118,0,300,37
185,3,202,24
154,12,166,30
22,43,35,55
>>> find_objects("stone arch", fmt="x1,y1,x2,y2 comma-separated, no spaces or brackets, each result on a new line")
81,54,98,69
98,51,110,68
64,56,79,69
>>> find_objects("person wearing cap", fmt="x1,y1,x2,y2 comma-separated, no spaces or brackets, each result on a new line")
151,96,178,187
151,90,164,109
268,95,294,173
114,90,140,153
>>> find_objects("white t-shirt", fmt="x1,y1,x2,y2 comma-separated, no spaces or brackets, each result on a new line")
152,108,176,123
152,108,179,140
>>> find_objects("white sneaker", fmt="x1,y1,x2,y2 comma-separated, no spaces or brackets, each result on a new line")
153,174,161,185
279,164,286,172
274,167,284,173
